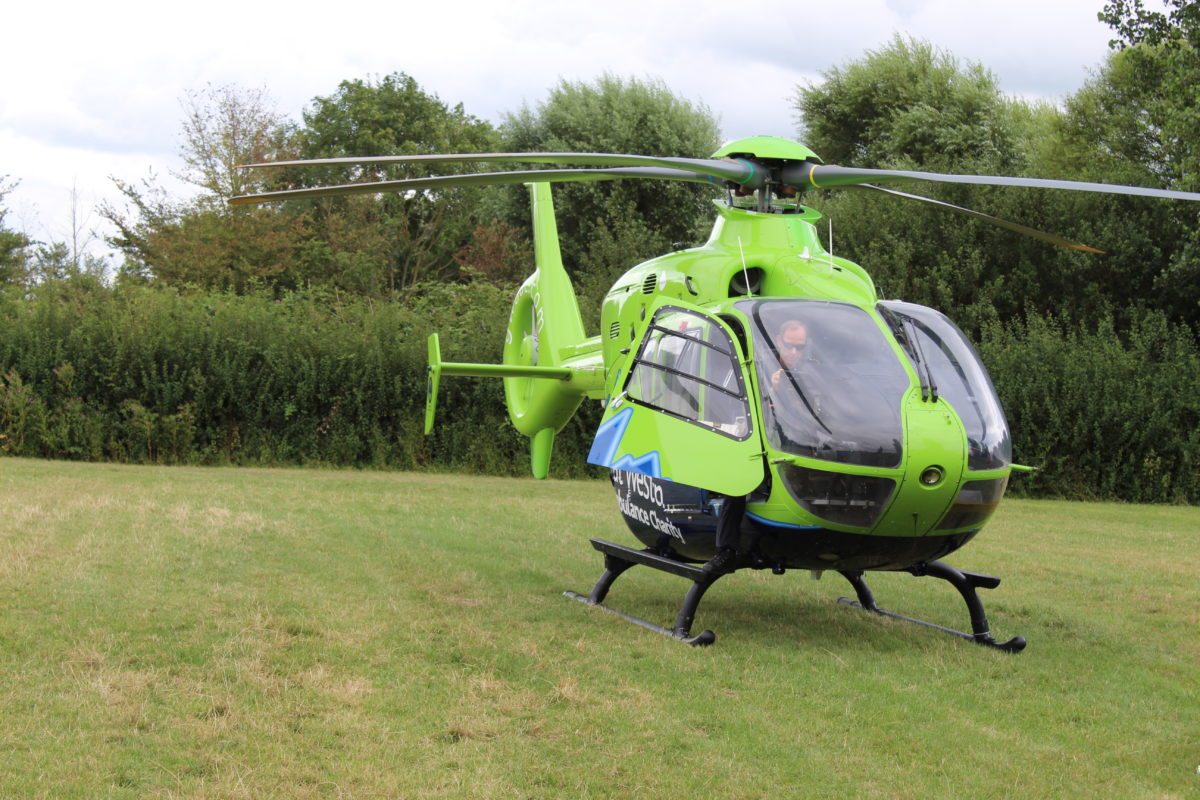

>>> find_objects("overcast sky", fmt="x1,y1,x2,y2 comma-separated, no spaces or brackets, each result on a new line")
1,0,1138,259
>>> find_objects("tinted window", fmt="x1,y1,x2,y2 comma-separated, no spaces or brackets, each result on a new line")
879,301,1011,470
739,299,909,468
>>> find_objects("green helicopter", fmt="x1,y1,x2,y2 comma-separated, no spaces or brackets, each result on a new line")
234,136,1200,650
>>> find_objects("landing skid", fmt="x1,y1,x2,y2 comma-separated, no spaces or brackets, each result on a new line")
565,539,1026,652
837,562,1026,653
563,539,723,646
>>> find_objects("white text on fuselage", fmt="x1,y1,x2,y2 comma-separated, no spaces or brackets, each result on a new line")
614,471,684,541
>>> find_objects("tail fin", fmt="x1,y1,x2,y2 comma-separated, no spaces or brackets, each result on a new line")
425,183,603,478
501,183,601,476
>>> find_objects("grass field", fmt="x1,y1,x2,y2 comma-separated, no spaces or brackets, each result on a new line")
1,458,1196,799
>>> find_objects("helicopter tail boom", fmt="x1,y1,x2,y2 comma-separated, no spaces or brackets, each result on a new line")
425,331,601,403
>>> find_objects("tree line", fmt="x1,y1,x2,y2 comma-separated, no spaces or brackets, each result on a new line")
1,1,1197,502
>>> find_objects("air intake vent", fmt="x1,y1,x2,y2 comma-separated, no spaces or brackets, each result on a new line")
609,322,621,340
641,274,658,294
728,267,764,297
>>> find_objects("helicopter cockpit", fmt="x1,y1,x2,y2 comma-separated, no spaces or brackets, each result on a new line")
876,300,1011,471
738,298,1012,532
739,298,1010,470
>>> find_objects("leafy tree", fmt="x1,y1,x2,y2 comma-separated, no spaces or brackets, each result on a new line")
28,242,109,290
107,185,310,292
1092,1,1200,190
1016,46,1194,328
284,73,500,295
175,83,295,203
104,76,508,297
1100,1,1200,53
0,178,31,286
104,180,310,293
791,31,1200,334
792,37,1050,332
793,35,1021,171
992,3,1200,330
452,220,534,286
102,85,304,292
498,74,722,316
1095,0,1200,324
300,73,495,165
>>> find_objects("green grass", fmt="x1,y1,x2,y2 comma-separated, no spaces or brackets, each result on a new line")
1,458,1196,799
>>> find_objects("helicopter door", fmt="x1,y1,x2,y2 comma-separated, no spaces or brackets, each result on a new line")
588,300,764,496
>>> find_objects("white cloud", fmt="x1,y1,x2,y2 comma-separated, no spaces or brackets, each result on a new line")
0,0,1140,255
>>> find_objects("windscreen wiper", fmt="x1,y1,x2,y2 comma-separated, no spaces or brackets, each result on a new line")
880,307,936,402
905,317,938,402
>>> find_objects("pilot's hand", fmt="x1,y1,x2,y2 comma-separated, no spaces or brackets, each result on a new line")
771,368,784,388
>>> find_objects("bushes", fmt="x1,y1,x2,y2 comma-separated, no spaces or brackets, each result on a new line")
0,281,600,478
1,281,1197,500
979,311,1200,503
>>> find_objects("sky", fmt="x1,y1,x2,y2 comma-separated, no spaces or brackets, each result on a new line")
1,0,1137,260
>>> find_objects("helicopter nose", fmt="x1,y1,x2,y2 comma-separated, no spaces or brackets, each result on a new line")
776,462,898,529
876,402,966,537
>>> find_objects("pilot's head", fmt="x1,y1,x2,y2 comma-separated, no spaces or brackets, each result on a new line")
776,320,808,368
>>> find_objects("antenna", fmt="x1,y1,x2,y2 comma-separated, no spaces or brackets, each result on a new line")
737,236,753,298
828,218,835,270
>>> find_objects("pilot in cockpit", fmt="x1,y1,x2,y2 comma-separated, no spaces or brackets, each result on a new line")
769,319,817,390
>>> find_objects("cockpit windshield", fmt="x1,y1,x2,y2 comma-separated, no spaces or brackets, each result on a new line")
878,301,1011,470
738,299,910,468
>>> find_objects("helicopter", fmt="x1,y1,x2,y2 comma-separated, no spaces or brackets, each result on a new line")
232,136,1200,651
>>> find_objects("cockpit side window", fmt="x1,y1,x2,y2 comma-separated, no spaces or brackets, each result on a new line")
624,308,752,440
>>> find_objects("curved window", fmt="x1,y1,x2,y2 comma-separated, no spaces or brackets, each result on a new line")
739,299,910,468
879,301,1011,470
935,477,1008,531
625,308,752,439
779,463,896,528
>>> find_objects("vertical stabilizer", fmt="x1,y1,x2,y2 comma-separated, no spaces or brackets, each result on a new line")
526,182,586,346
502,183,595,476
425,183,602,480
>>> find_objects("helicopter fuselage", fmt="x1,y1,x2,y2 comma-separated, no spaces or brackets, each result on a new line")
591,200,1012,571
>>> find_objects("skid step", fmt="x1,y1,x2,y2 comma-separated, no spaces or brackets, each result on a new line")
586,539,708,580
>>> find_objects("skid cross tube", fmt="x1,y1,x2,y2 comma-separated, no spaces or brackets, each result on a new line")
564,539,723,646
837,560,1026,653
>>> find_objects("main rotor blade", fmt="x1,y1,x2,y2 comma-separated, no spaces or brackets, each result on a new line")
229,166,717,206
857,184,1104,254
240,152,763,187
785,163,1200,203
